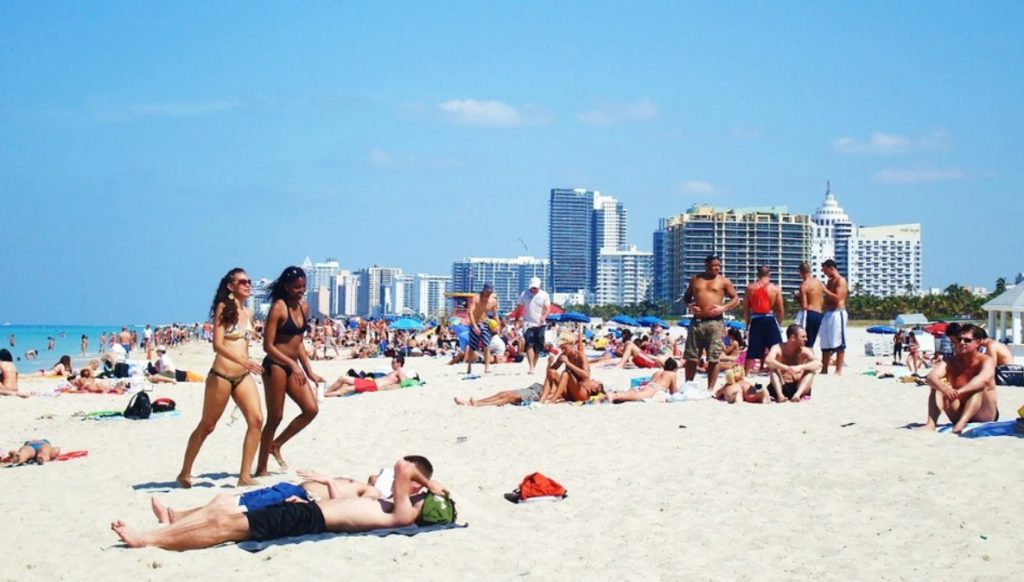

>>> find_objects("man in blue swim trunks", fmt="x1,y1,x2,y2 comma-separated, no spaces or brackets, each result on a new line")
149,456,435,524
114,458,449,550
464,283,499,375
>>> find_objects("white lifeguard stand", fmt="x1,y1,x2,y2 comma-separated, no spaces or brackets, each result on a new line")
982,286,1024,362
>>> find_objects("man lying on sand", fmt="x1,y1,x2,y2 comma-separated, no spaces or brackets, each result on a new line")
764,324,820,402
324,356,407,397
113,457,448,550
150,456,435,524
921,324,999,434
454,370,605,407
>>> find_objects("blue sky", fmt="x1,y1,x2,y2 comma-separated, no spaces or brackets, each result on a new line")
2,1,1021,324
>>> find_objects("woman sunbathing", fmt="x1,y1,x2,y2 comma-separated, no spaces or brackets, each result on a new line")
3,439,61,465
64,368,127,393
28,355,73,378
607,358,680,403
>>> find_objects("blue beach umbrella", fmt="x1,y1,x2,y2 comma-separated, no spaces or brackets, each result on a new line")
610,315,640,327
676,319,692,328
389,318,424,332
637,316,670,328
725,320,746,331
561,312,591,324
547,313,563,323
867,325,898,334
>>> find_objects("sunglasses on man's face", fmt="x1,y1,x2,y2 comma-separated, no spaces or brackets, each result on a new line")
955,337,976,344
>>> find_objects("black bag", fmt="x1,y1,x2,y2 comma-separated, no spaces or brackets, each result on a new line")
123,391,152,419
113,362,130,378
995,365,1024,386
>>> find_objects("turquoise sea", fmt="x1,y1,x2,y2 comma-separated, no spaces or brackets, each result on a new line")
1,324,148,366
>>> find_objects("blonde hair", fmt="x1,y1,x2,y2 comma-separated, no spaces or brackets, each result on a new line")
724,366,745,384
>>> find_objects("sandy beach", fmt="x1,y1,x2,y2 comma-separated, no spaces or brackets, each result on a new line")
1,325,1021,580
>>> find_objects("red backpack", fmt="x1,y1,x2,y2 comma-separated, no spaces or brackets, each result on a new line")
518,472,567,501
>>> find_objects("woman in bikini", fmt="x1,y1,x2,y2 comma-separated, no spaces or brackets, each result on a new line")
608,357,680,403
177,268,264,488
255,266,324,477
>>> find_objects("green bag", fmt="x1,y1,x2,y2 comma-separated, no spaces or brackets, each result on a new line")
417,493,457,526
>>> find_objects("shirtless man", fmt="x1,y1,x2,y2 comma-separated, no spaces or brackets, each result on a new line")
112,458,448,551
974,327,1016,387
682,255,740,390
743,266,784,373
150,456,435,524
324,356,407,396
794,262,825,348
118,326,132,356
920,324,999,433
453,362,603,406
465,283,499,375
0,349,29,397
764,324,820,402
818,259,848,375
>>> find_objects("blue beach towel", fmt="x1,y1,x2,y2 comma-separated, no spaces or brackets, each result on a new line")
237,522,468,553
959,421,1024,439
80,410,180,421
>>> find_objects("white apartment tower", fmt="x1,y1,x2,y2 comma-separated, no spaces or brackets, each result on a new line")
847,224,923,296
595,245,654,305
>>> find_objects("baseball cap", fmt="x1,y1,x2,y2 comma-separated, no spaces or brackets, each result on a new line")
481,283,494,293
529,276,542,289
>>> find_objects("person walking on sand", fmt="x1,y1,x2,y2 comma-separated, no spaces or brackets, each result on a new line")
819,259,848,376
177,268,265,488
256,266,323,477
794,261,824,348
681,255,740,390
516,276,550,375
465,283,499,375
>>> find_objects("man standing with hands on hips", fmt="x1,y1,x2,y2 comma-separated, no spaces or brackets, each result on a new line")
516,276,550,374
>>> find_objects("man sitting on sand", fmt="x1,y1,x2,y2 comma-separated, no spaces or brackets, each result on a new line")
324,356,407,397
921,324,999,434
112,457,448,550
540,332,602,403
151,456,435,524
764,324,820,402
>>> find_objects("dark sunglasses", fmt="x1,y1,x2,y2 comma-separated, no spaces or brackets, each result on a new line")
955,337,976,344
234,278,252,286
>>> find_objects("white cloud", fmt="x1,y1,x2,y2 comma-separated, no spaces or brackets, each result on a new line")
126,99,241,118
873,166,966,184
832,130,951,154
437,98,546,128
577,98,659,127
679,180,715,195
367,149,394,167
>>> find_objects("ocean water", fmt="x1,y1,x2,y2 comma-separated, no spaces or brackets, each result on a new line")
0,324,148,366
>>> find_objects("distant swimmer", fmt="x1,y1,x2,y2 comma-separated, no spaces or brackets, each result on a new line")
7,334,14,348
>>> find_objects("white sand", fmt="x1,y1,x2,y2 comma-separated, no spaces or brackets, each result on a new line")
1,326,1021,580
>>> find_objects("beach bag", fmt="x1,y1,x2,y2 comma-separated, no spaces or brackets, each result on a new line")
995,365,1024,386
416,493,457,526
123,391,152,419
113,362,130,378
152,397,176,413
517,472,567,501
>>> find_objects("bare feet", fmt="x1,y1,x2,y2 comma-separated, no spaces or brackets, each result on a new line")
167,507,178,524
151,497,170,524
237,475,259,487
270,444,288,469
176,474,192,489
916,423,938,432
111,520,146,548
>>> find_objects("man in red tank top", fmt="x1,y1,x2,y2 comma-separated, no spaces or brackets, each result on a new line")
743,266,784,374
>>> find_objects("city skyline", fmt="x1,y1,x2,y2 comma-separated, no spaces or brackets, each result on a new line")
3,3,1020,324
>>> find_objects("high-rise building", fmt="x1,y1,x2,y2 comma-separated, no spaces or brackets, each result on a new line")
659,205,812,313
387,274,415,315
356,266,403,316
652,218,670,303
847,224,922,296
549,188,596,294
595,245,654,305
335,272,360,316
810,183,854,280
451,256,549,313
412,274,452,318
247,278,273,318
592,193,627,289
301,257,341,312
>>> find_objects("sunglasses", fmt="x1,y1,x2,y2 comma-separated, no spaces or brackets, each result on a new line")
234,278,252,286
955,337,976,344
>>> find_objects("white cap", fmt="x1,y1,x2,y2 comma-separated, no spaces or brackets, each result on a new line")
529,276,542,289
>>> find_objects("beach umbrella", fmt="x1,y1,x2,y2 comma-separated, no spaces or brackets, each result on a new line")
547,313,563,323
725,320,746,331
610,315,640,327
637,316,670,328
448,316,464,326
549,304,565,315
867,325,898,334
923,322,948,336
389,318,424,332
561,312,591,324
676,319,692,328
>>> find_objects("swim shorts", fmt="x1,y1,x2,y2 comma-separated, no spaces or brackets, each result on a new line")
523,326,545,353
514,383,544,403
795,310,823,348
246,501,326,542
819,309,847,352
683,319,724,363
746,315,782,361
239,482,310,512
354,377,377,393
24,439,49,452
469,324,492,352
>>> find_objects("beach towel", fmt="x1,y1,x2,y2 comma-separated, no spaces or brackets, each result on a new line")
667,382,712,402
902,421,1023,438
237,522,468,553
77,409,180,421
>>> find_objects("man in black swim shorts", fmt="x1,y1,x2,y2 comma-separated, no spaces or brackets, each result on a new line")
764,324,820,402
111,458,449,550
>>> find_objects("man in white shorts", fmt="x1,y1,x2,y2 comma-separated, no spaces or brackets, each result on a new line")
819,259,848,376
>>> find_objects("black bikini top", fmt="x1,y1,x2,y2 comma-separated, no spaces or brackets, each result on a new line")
277,302,310,337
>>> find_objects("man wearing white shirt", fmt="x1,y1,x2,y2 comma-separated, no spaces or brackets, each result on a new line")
516,277,551,374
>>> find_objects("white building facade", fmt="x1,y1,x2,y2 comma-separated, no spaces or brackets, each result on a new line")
847,224,922,297
412,274,451,318
595,245,653,305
